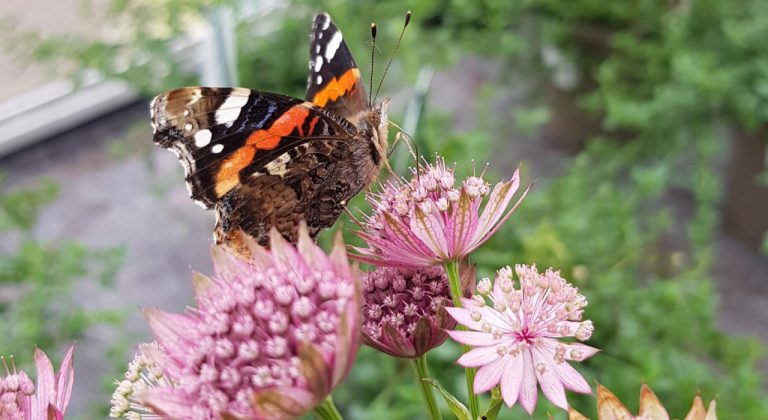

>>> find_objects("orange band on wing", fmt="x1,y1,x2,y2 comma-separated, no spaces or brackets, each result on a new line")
215,105,311,197
312,68,361,108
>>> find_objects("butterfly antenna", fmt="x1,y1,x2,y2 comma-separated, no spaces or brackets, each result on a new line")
373,10,411,103
368,22,377,107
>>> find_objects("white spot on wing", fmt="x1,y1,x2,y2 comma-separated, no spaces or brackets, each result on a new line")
321,16,331,30
216,95,248,124
212,144,224,154
194,129,212,147
264,152,291,176
325,31,343,62
184,123,193,131
316,75,323,84
315,44,321,53
314,55,323,72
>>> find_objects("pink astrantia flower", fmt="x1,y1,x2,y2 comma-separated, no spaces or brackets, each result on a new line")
362,265,473,358
353,156,529,267
1,345,75,420
134,226,361,420
446,265,598,415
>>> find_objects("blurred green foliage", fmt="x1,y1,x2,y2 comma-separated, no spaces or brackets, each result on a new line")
0,178,124,369
2,0,766,418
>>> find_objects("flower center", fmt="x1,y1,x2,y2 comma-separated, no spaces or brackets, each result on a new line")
515,326,536,344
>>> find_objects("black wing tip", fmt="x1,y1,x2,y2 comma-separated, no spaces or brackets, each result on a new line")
312,12,337,30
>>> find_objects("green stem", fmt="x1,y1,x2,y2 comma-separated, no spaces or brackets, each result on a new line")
411,354,443,420
314,396,343,420
444,259,480,420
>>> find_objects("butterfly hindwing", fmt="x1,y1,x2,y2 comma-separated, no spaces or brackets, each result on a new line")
151,87,357,209
214,136,360,249
305,13,368,119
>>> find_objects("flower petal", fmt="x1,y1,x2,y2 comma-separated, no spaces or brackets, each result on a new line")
447,189,478,256
382,212,437,261
532,348,568,411
139,387,198,418
639,384,670,420
457,346,500,368
596,383,634,419
410,207,450,260
210,242,252,280
446,330,496,347
47,403,65,420
474,356,505,393
191,271,214,304
143,308,197,355
684,393,710,420
468,174,530,253
381,323,416,358
518,350,538,415
330,302,360,387
269,227,304,273
500,352,524,407
444,306,482,331
564,343,601,362
297,343,332,397
252,387,317,420
53,345,75,414
298,223,332,273
473,176,518,238
411,316,441,357
34,347,56,418
540,339,592,394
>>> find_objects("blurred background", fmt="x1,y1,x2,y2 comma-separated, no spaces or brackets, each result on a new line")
1,0,767,418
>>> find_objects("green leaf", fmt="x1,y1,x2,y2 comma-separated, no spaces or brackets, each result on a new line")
481,387,503,420
423,379,470,420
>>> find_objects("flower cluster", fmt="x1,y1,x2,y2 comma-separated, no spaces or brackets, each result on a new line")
1,345,74,420
362,266,456,358
353,156,529,267
123,226,361,419
446,265,597,414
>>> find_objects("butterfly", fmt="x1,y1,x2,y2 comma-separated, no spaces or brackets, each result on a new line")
150,12,392,252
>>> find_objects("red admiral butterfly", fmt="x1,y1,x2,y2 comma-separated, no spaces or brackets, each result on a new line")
151,13,403,252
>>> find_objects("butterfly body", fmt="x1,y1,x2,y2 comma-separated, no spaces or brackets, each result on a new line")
150,13,389,249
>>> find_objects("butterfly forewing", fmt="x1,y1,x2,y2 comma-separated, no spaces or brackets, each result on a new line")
305,13,368,121
151,87,356,208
